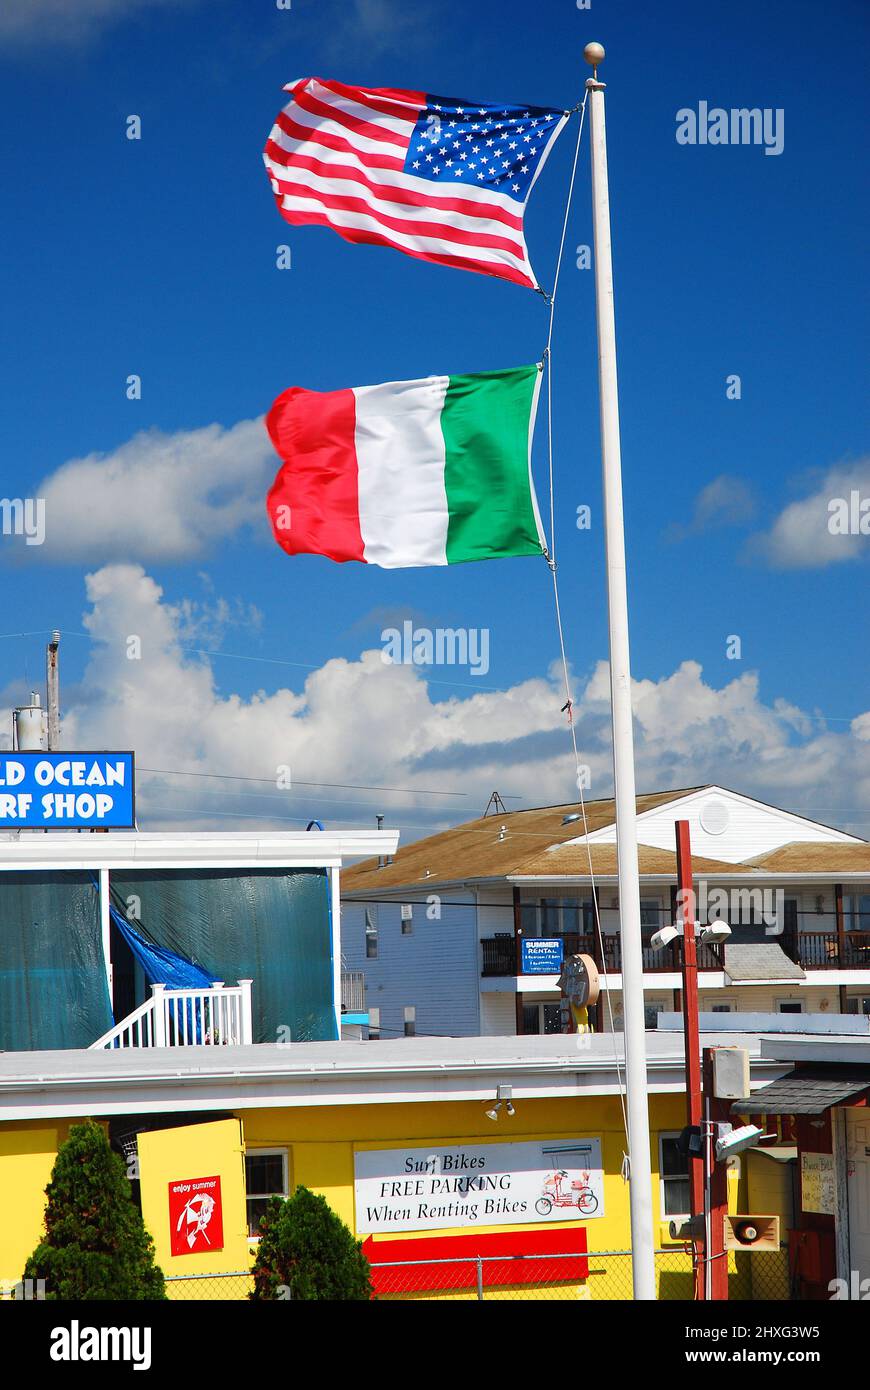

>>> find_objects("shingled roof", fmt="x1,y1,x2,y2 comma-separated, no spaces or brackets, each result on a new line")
746,842,870,873
342,788,706,891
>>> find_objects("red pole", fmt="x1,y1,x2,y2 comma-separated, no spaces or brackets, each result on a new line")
675,820,705,1300
703,1047,731,1300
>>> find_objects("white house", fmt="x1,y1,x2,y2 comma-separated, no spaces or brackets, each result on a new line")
341,786,870,1039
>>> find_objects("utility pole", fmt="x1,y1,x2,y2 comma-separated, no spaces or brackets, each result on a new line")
46,630,60,751
675,820,705,1298
584,41,656,1299
703,1047,731,1300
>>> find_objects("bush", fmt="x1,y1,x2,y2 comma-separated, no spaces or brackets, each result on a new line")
23,1119,165,1300
251,1186,372,1300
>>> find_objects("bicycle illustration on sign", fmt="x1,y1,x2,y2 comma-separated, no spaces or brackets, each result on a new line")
535,1168,599,1216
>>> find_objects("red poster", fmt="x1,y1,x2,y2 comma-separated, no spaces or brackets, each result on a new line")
168,1175,224,1256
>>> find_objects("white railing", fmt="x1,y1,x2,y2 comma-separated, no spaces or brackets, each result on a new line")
90,979,253,1050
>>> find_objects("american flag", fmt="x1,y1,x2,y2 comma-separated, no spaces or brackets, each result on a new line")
263,78,569,290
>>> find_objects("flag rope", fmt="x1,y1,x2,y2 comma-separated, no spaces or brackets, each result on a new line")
539,91,630,1145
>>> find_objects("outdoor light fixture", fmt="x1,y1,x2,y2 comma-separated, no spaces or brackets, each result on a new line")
650,924,680,949
485,1085,514,1121
650,921,732,949
699,922,732,946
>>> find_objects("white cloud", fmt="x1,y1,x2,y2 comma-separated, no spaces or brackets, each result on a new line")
0,0,198,47
29,418,275,564
321,0,429,60
664,475,756,542
745,458,870,569
10,564,865,842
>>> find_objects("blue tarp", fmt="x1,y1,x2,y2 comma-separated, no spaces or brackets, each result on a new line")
110,868,336,1043
106,899,215,990
0,871,113,1051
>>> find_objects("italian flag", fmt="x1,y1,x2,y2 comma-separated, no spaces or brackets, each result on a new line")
265,364,546,567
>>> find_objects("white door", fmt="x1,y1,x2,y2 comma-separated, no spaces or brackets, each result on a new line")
846,1109,870,1287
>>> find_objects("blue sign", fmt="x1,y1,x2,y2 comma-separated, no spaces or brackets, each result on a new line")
0,752,135,828
521,937,564,975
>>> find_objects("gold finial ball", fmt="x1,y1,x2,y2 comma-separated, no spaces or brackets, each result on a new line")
583,42,605,68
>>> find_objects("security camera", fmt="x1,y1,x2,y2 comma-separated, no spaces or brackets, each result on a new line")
650,924,681,949
700,921,732,945
715,1123,764,1162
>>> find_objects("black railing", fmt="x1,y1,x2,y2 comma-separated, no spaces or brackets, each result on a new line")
480,933,724,977
791,931,870,970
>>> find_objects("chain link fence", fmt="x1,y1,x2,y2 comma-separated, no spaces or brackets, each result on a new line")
14,1246,785,1302
164,1271,253,1300
369,1246,793,1301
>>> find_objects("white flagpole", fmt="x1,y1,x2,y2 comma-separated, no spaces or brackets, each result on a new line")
583,41,656,1300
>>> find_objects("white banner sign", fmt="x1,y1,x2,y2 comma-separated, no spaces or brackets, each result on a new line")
355,1138,604,1234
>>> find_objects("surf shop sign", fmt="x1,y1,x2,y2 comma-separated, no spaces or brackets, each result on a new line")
0,752,135,828
355,1138,604,1234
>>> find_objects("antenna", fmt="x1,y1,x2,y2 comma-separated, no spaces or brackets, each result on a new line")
483,791,508,817
46,630,60,751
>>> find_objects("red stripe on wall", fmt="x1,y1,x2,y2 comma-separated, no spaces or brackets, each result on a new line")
265,387,365,564
363,1227,588,1294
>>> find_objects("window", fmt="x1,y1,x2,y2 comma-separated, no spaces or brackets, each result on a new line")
400,905,413,936
777,999,804,1014
403,1005,416,1037
644,999,666,1029
365,908,378,959
539,897,595,936
245,1150,288,1238
711,1003,734,1013
368,1006,380,1040
846,996,870,1016
846,893,870,932
640,900,662,930
521,1002,563,1034
659,1133,690,1218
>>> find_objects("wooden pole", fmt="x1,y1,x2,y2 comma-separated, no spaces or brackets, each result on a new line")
703,1047,731,1300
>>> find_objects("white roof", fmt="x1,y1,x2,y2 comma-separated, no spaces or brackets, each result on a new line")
0,829,399,871
0,1033,790,1122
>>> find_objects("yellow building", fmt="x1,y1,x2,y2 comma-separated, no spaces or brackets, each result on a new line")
0,1033,793,1300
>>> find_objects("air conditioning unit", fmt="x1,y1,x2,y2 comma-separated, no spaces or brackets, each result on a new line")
724,1214,780,1252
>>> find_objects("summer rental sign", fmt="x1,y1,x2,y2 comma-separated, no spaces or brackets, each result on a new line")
355,1139,604,1234
0,752,134,828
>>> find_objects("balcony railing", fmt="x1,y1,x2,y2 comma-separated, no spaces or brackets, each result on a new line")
341,970,367,1013
790,931,870,970
480,933,724,978
90,980,253,1049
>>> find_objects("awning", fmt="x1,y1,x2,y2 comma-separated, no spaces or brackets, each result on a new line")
733,1064,870,1115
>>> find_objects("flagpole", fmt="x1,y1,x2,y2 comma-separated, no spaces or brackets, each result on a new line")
583,41,657,1301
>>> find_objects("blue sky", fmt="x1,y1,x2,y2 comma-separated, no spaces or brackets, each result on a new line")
0,0,867,839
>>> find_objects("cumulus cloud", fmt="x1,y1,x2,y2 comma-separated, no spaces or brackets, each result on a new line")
745,458,870,569
7,564,864,842
28,419,275,564
664,475,756,542
0,0,199,47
